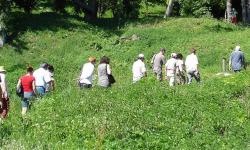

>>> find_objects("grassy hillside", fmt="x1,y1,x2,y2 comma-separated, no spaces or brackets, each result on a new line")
0,12,250,149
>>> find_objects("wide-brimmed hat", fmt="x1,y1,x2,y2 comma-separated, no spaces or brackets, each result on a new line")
0,66,6,72
138,53,144,58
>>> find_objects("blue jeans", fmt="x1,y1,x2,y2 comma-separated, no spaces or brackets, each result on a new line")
36,86,45,96
22,92,34,108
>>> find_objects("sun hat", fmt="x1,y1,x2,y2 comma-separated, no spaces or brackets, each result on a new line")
0,66,6,72
138,53,144,58
40,63,48,69
171,53,177,58
88,56,96,62
235,46,240,51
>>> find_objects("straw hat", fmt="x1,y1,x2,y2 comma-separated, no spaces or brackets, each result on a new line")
138,53,144,58
0,66,6,72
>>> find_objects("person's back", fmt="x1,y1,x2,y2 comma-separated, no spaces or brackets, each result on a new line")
98,63,109,87
132,55,146,83
33,67,51,95
21,75,35,93
230,50,245,71
80,62,95,85
185,53,198,72
153,53,165,72
166,57,177,77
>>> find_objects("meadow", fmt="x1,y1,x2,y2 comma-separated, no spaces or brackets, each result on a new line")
0,10,250,149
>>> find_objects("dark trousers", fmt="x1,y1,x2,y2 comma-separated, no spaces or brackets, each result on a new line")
0,97,9,118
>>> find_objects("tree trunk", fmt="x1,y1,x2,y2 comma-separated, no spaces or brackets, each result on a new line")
242,0,247,22
164,0,174,18
72,0,98,20
226,0,232,21
247,0,250,23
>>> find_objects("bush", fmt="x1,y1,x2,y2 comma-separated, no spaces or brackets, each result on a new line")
13,0,37,13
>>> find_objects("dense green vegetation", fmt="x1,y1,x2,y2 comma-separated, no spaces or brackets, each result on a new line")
0,10,250,149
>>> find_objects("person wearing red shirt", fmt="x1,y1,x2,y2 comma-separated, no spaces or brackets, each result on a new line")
16,66,36,115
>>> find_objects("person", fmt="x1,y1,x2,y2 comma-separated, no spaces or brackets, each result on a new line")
33,63,52,96
185,48,201,84
165,53,177,86
98,56,113,88
176,53,186,85
16,66,36,115
132,54,147,83
229,46,246,72
152,48,166,81
79,57,96,88
231,8,238,24
0,66,9,119
46,64,55,92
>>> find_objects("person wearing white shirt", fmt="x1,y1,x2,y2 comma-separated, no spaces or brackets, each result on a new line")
0,66,9,119
79,57,96,88
33,63,52,96
185,48,201,84
165,53,177,86
132,54,147,83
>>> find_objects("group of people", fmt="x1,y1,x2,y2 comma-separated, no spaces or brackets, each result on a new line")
0,45,246,118
16,63,55,115
132,48,201,86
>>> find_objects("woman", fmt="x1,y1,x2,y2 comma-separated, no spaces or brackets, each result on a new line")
17,66,36,115
176,53,186,85
97,56,113,88
79,57,96,89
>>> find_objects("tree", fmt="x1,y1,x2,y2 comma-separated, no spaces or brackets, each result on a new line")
164,0,174,18
0,0,11,46
13,0,37,13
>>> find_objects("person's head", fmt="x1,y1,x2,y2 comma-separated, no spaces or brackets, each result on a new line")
177,53,183,60
40,63,49,70
27,66,34,74
88,56,96,64
190,48,196,54
138,53,145,61
171,53,177,59
160,48,166,55
0,66,6,74
100,56,110,64
48,65,54,73
235,45,240,51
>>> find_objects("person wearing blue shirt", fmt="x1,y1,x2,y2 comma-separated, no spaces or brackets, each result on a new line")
229,46,246,72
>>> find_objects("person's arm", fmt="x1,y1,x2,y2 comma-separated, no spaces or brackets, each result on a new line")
1,75,7,98
229,54,232,71
32,80,36,95
107,64,112,75
141,63,147,77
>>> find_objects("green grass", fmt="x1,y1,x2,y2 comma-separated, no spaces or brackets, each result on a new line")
0,12,250,149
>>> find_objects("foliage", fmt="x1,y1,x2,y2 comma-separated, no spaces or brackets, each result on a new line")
0,0,11,31
13,0,38,13
54,0,67,13
0,12,250,148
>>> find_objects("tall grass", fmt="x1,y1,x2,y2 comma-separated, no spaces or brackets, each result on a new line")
0,12,250,149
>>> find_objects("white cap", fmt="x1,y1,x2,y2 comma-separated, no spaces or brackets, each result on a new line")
171,53,177,58
235,46,240,51
138,53,144,58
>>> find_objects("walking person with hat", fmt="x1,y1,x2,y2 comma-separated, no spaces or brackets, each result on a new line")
152,48,166,81
0,66,9,119
132,54,147,83
165,53,177,86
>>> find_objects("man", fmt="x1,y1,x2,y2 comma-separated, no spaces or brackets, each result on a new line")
229,46,246,72
0,66,9,119
79,57,96,88
132,54,147,83
33,63,52,96
152,48,166,81
185,48,201,84
165,53,177,86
